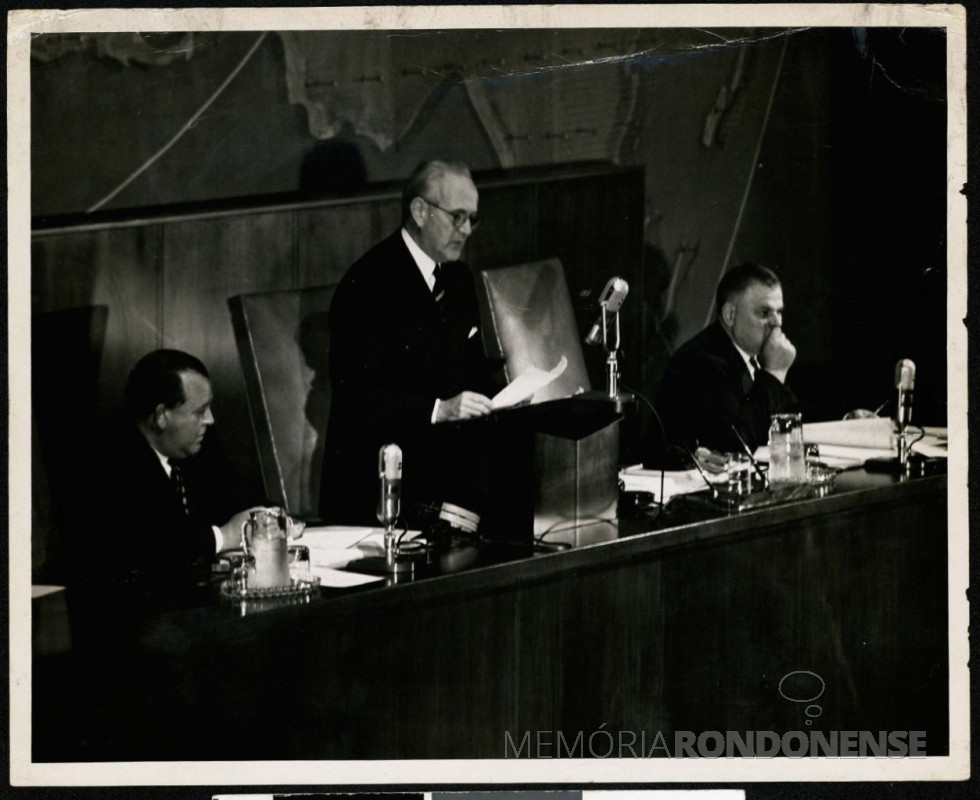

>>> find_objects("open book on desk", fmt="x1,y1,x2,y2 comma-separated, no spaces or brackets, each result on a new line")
491,355,568,410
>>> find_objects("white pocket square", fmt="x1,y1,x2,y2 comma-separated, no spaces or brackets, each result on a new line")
468,326,479,339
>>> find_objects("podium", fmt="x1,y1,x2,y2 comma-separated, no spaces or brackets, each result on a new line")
465,394,622,545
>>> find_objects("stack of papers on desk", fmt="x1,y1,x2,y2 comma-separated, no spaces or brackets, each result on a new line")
803,418,895,450
753,444,882,470
619,465,710,503
301,525,378,567
299,526,388,587
752,420,949,468
910,427,949,458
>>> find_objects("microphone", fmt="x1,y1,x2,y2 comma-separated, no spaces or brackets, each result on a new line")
867,359,917,474
585,277,630,345
377,443,403,529
895,359,915,429
676,444,721,496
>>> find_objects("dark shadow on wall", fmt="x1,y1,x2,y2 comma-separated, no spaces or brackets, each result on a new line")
299,131,369,196
297,309,332,512
630,241,679,466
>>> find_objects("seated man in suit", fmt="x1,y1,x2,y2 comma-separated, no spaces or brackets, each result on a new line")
650,262,798,466
77,349,260,590
320,160,500,524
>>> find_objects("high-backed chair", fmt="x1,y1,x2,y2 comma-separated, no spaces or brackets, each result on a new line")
478,257,591,400
478,259,619,538
228,285,337,520
32,305,109,582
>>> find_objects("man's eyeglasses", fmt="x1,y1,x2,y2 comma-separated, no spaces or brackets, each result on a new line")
420,197,481,231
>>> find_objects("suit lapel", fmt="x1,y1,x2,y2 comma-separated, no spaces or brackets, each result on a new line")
712,323,754,396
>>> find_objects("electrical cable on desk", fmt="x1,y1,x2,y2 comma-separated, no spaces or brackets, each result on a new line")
396,519,411,546
620,385,666,521
905,424,927,450
533,515,613,547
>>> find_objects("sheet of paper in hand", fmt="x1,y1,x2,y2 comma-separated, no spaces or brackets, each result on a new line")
491,355,568,410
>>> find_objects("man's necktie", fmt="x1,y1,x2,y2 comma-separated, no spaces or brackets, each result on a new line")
170,461,191,517
432,263,446,317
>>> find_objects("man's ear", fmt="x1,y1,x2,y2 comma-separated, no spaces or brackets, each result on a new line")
409,196,428,228
151,403,168,432
721,301,736,327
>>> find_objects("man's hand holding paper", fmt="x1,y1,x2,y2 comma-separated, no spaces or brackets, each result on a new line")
490,356,569,411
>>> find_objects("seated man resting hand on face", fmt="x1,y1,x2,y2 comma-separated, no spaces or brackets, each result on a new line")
648,262,799,471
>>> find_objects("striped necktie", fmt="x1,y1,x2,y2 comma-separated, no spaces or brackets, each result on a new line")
432,263,446,316
170,461,191,517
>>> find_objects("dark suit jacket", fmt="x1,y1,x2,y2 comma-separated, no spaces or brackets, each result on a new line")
75,417,250,587
650,321,798,462
320,230,498,523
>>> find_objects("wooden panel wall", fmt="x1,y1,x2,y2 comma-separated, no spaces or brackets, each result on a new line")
31,163,644,562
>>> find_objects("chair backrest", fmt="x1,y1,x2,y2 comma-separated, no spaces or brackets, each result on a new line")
32,305,109,582
228,285,337,520
478,258,591,402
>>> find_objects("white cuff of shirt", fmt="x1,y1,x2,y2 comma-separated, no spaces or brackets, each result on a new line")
431,399,440,424
213,526,223,554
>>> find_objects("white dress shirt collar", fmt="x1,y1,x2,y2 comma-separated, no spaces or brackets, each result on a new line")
149,443,173,477
401,227,438,291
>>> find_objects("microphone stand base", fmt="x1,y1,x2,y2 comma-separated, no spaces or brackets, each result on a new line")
865,454,945,478
864,456,910,476
606,391,636,415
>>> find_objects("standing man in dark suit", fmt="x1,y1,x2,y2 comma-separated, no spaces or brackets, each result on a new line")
651,263,798,464
320,160,499,523
79,349,259,589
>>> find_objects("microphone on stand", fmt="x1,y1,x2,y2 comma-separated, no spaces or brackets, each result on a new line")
895,358,915,429
377,444,403,570
377,443,403,529
354,444,414,575
583,276,633,409
585,277,630,346
894,359,915,469
866,359,918,475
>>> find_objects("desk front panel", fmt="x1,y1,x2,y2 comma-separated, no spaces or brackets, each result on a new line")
34,473,948,761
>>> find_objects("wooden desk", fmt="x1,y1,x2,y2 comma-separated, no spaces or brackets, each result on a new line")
33,471,948,761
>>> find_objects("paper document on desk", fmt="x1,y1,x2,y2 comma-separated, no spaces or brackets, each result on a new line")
754,444,881,470
619,465,709,503
911,427,949,458
311,566,384,587
302,525,378,550
302,525,379,565
492,355,568,410
302,526,424,568
31,585,66,600
803,418,895,450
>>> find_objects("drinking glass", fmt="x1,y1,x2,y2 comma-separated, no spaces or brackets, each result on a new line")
769,413,806,484
243,508,290,588
288,545,311,582
726,453,753,498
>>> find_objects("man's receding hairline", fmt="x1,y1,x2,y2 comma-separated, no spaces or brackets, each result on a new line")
716,263,781,313
172,367,210,407
423,163,473,196
734,278,782,300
